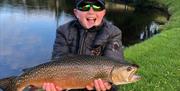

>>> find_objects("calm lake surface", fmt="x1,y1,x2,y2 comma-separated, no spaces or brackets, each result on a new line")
0,0,168,79
0,0,69,78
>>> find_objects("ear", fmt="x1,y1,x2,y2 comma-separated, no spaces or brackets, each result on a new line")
73,9,79,19
103,9,106,16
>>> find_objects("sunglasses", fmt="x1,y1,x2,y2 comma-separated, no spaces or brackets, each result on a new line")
76,1,105,11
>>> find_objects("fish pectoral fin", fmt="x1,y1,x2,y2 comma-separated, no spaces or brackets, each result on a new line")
29,85,40,89
22,67,33,72
23,85,41,91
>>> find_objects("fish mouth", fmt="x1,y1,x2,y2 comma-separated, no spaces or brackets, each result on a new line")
128,68,141,82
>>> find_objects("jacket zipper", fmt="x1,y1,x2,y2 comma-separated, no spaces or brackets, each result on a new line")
79,30,88,54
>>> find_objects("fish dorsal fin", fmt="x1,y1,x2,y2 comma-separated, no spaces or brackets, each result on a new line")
22,67,33,72
52,54,77,61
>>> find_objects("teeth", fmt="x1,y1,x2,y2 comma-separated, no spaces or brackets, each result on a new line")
87,18,95,20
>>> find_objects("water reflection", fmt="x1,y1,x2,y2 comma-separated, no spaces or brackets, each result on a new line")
0,0,169,80
0,0,74,79
140,21,159,40
106,1,169,46
0,7,55,78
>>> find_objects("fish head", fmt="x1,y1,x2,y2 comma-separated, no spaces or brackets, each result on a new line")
111,63,141,85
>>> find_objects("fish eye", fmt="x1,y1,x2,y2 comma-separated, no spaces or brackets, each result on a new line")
127,67,132,71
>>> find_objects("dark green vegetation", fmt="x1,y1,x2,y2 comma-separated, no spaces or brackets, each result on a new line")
122,0,180,91
106,0,170,46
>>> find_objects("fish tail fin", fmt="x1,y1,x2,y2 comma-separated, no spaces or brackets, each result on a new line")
0,76,17,91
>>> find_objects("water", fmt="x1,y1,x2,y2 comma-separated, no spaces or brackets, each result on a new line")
0,0,75,79
0,0,169,82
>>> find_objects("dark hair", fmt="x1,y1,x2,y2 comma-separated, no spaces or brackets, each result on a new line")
75,0,105,8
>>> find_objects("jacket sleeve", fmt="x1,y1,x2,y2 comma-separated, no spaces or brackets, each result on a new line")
51,27,70,60
103,27,125,62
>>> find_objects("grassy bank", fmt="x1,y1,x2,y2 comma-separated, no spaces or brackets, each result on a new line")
121,0,180,91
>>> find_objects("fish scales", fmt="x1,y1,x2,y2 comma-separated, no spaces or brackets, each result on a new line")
0,55,140,91
16,55,116,90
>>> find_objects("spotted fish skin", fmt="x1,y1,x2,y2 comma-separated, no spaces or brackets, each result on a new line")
0,55,139,91
0,76,17,91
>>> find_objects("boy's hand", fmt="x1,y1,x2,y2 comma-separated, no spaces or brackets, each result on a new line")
86,79,112,91
42,79,112,91
42,83,63,91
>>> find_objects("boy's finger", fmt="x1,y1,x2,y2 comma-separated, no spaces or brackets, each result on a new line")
97,79,106,91
50,83,57,91
46,83,51,91
94,80,101,91
42,83,47,90
104,82,112,90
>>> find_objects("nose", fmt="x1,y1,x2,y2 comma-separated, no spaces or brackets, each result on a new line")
88,7,95,13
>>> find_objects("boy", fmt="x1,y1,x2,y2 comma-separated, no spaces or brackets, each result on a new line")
43,0,124,90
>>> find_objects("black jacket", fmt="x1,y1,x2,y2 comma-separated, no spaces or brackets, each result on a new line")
52,19,124,62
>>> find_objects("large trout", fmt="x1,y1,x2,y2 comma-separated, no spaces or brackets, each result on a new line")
0,55,140,91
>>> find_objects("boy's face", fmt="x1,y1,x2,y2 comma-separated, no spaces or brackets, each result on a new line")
74,2,106,29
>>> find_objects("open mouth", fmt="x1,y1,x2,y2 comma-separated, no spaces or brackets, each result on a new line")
87,18,96,23
128,68,141,82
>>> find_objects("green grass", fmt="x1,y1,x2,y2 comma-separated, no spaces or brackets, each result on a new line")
120,0,180,91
